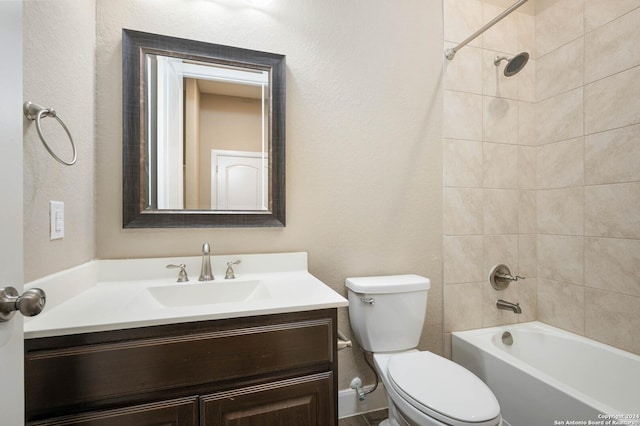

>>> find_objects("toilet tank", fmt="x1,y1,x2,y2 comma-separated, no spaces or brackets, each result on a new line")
346,274,430,353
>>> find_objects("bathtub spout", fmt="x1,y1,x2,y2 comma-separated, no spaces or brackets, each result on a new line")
496,299,522,314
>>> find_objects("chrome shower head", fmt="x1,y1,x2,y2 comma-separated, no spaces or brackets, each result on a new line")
494,52,529,77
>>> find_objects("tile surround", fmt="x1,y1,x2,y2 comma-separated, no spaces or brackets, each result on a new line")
584,0,640,33
444,282,484,332
535,0,584,57
536,37,584,102
482,142,518,188
536,137,584,189
584,6,640,83
584,65,640,134
443,0,640,357
584,123,640,185
443,139,483,187
535,88,584,145
443,0,484,47
443,236,484,284
483,49,519,99
482,97,518,144
483,234,518,278
517,101,536,146
537,278,585,335
518,190,536,234
484,189,518,235
536,187,584,236
444,188,483,235
518,145,536,189
585,288,640,355
585,182,640,238
444,91,483,141
537,234,584,285
483,2,518,53
584,237,640,297
444,44,483,94
443,0,536,350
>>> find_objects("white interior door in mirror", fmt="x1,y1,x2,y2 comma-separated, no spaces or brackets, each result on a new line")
212,150,268,210
156,56,184,209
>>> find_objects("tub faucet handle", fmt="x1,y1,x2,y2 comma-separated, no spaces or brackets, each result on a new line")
489,264,524,290
497,272,525,281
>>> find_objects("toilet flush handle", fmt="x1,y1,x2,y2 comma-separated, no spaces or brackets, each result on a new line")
360,297,375,306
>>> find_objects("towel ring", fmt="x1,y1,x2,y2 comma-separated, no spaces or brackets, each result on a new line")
23,101,77,166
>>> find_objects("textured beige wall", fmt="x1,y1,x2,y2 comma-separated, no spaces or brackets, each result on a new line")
23,0,96,282
198,94,262,207
199,94,262,152
93,0,443,390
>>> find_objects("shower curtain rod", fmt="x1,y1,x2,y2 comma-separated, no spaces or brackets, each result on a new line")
445,0,529,60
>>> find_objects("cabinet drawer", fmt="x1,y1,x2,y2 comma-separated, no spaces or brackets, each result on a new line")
26,315,333,417
28,397,198,426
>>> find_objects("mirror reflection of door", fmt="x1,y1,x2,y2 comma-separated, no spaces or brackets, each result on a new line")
155,56,184,209
150,55,269,211
211,150,268,210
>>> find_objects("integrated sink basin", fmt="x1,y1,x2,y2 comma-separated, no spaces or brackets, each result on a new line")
147,280,271,307
23,252,348,338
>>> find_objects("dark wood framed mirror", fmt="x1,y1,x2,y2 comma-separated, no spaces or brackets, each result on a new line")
122,29,285,228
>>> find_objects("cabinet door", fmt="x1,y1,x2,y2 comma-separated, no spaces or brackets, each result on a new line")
201,373,334,426
29,397,198,426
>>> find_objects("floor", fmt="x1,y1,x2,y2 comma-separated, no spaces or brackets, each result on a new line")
338,409,388,426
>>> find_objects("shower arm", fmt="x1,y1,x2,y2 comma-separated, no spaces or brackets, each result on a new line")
444,0,528,60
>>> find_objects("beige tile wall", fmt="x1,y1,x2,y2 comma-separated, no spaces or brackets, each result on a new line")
535,0,640,355
444,0,640,357
443,0,537,349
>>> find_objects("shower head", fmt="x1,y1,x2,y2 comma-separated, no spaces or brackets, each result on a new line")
494,52,529,77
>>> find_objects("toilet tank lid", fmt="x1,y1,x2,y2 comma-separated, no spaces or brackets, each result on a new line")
345,274,430,294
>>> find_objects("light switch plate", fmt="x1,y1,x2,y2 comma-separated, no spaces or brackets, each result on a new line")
49,201,64,240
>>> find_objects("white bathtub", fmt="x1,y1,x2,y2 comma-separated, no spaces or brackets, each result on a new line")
452,322,640,426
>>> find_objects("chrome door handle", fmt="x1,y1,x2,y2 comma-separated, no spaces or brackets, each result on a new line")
0,286,46,322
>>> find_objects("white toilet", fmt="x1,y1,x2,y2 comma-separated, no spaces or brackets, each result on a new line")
346,274,502,426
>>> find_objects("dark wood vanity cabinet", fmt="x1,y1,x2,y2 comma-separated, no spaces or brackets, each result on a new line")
25,309,338,426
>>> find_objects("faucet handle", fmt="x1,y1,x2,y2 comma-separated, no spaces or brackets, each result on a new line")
166,264,189,282
225,260,241,279
489,264,524,290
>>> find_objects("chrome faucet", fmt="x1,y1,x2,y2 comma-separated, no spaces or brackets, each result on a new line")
198,243,214,281
496,299,522,314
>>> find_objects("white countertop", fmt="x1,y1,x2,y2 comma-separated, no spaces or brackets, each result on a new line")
24,252,348,339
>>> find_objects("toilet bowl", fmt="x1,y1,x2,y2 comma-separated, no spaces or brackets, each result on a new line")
346,275,502,426
375,351,501,426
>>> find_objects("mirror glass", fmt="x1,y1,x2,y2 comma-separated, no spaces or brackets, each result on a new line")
122,29,285,228
147,55,269,211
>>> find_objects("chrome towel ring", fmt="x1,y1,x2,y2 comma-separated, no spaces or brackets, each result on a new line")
23,101,77,166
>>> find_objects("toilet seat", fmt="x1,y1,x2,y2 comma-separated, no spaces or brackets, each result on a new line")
387,351,501,426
